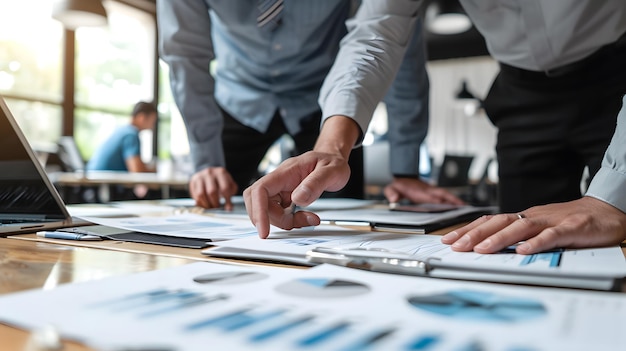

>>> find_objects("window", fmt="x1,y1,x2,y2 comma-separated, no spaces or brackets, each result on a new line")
158,60,190,160
74,1,156,161
0,1,176,169
0,0,63,147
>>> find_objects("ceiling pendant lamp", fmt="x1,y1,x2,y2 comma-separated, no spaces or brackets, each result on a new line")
52,0,108,30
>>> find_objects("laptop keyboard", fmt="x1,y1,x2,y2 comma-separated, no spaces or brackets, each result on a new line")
0,185,53,211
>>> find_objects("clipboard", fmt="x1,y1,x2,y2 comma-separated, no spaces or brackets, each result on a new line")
318,205,497,234
306,247,624,291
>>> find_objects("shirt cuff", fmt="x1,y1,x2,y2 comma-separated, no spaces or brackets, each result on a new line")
321,93,376,148
585,166,626,213
389,143,420,176
189,138,226,173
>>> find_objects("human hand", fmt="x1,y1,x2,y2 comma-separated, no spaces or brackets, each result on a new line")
189,167,238,209
384,177,465,205
245,115,359,238
441,196,626,254
244,150,350,238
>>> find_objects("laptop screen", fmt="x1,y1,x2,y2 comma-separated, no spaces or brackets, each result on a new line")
0,100,67,220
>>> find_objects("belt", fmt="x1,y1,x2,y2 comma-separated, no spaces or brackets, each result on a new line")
500,32,626,79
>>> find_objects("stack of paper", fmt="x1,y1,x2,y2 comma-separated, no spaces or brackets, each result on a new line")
0,262,623,351
203,227,626,290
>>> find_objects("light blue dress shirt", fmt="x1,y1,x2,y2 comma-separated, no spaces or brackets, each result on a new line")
158,0,429,177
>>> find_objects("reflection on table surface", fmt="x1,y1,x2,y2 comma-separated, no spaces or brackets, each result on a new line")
0,237,194,351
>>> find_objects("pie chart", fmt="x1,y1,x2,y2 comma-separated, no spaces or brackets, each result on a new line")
275,278,370,298
192,271,268,285
407,289,546,322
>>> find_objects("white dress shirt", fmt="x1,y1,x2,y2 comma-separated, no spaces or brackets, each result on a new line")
321,0,626,136
587,95,626,213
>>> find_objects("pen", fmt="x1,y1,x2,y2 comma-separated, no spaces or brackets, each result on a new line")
36,231,103,241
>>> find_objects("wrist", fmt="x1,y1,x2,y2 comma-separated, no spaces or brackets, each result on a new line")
314,115,361,159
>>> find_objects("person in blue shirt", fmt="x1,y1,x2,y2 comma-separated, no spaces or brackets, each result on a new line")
157,0,463,210
87,101,157,173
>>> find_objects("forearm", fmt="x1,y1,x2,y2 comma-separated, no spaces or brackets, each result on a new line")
157,0,225,172
125,156,154,173
314,116,361,160
319,0,422,145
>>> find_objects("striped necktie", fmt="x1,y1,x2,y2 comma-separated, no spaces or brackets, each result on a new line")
257,0,284,30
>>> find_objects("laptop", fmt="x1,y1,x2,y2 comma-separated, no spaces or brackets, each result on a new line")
0,95,78,235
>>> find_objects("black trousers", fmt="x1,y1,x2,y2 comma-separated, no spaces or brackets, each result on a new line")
221,107,365,199
483,36,626,213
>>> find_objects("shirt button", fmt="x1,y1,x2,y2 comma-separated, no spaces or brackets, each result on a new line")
273,43,282,51
271,70,281,76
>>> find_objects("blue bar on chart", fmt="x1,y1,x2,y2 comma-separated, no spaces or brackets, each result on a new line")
506,347,539,351
455,340,487,351
120,290,199,311
338,327,395,351
186,308,253,331
519,252,562,267
89,288,171,309
221,309,286,332
185,307,286,332
249,315,315,342
93,289,216,315
404,334,440,351
296,321,352,348
139,294,228,318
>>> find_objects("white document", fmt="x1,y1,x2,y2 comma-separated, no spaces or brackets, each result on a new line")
79,213,259,241
66,203,145,218
205,227,398,265
205,230,626,290
202,197,380,220
300,198,377,210
0,261,623,351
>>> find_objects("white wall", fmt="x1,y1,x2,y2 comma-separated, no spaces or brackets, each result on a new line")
425,56,499,180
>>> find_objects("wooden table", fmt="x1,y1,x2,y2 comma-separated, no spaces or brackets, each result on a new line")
0,238,195,350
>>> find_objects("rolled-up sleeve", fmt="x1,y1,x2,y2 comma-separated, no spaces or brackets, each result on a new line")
586,95,626,213
318,0,422,145
157,0,225,172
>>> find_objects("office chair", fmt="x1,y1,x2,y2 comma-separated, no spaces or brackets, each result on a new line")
56,136,86,172
436,154,474,187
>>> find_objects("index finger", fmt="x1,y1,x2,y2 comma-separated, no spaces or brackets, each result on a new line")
243,184,271,238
